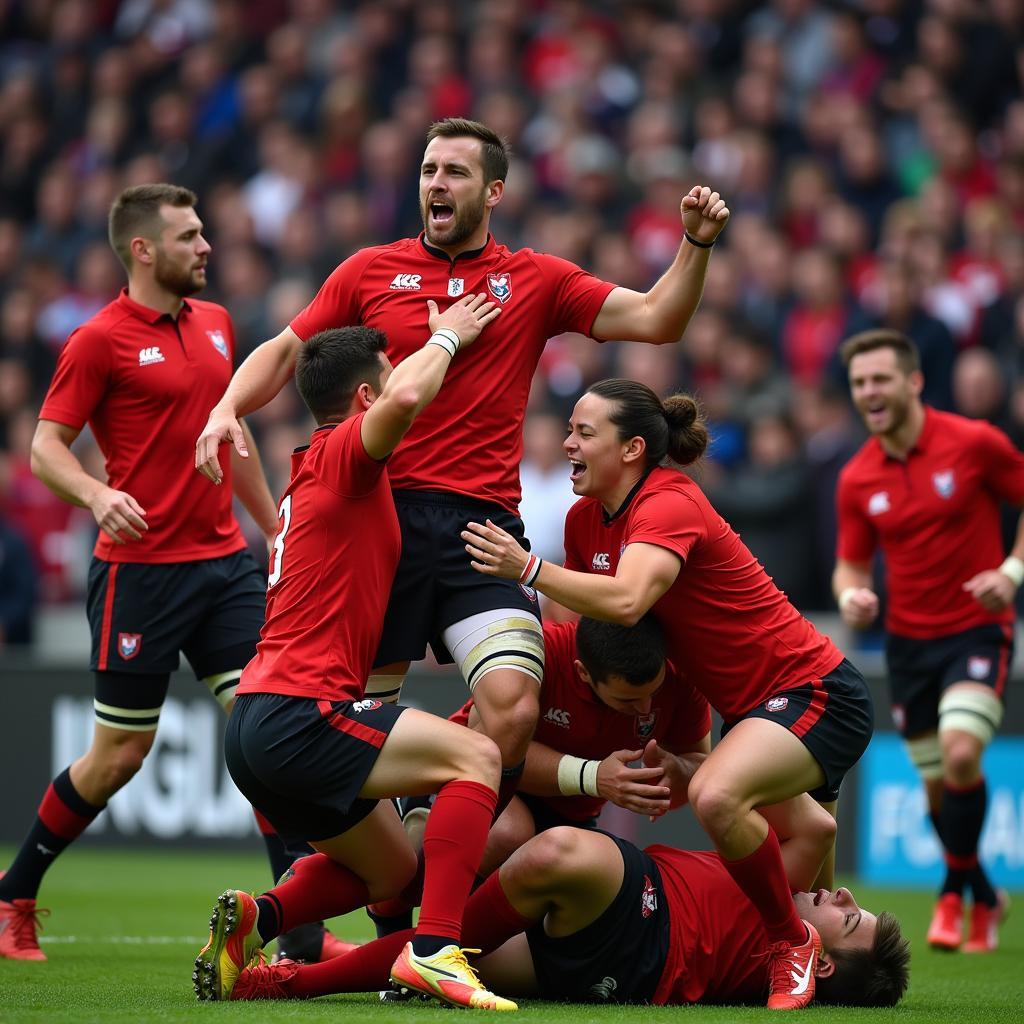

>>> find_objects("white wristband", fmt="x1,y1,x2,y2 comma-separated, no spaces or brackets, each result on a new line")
999,556,1024,587
556,755,601,798
426,328,460,358
837,587,858,612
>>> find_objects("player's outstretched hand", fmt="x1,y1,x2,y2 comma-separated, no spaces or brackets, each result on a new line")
680,185,730,245
463,518,529,579
963,568,1018,611
428,293,501,351
90,485,147,544
837,586,879,629
598,748,671,817
195,407,248,484
641,739,705,817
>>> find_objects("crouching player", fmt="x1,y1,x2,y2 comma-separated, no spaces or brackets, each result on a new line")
224,820,911,1008
191,294,518,1011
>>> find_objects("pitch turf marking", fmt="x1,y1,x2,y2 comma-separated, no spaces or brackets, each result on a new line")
41,936,202,945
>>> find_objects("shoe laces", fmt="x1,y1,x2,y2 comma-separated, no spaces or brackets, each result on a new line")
238,956,298,998
9,903,50,946
433,946,484,988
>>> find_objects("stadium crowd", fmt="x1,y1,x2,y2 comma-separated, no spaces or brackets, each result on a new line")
1,0,1023,645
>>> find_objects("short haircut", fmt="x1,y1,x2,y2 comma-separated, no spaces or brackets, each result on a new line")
575,614,666,686
425,117,510,184
295,327,388,424
815,911,911,1008
108,183,197,271
840,329,921,374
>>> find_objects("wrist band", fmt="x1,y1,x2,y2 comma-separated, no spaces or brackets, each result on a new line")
557,755,601,797
999,556,1024,587
837,587,858,612
684,232,715,249
519,553,542,587
426,328,460,357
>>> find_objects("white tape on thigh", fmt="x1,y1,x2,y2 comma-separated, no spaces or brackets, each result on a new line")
365,674,407,704
905,734,943,780
442,608,545,691
203,670,242,710
938,687,1003,747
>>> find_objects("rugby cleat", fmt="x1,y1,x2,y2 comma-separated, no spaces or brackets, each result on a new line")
232,957,299,1000
926,892,963,951
765,921,821,1010
193,890,264,1000
0,897,49,961
963,890,1010,953
389,941,518,1011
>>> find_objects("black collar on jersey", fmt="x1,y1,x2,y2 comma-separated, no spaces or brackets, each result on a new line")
602,468,654,526
117,287,193,324
419,232,494,264
293,422,340,454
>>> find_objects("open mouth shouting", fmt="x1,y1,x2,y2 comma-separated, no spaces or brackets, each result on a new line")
428,198,455,229
568,457,586,483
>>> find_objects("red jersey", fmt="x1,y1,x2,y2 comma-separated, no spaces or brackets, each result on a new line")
39,289,244,564
236,415,400,702
289,235,615,511
836,406,1024,639
564,468,844,723
451,620,711,821
648,847,768,1005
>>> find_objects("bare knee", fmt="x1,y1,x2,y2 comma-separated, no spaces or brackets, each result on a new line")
474,678,539,766
364,842,419,903
79,734,152,797
513,827,581,887
450,729,502,790
942,738,982,785
689,771,745,841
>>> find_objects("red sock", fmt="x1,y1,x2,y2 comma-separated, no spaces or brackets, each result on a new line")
285,931,412,998
721,829,805,945
261,852,369,936
461,871,535,953
416,780,496,941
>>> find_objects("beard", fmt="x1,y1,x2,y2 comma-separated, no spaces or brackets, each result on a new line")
421,187,487,249
154,248,206,297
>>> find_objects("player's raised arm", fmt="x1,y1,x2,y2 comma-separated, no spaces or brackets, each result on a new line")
590,184,730,344
361,294,500,460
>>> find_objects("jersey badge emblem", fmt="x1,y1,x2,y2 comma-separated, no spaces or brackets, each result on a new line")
389,274,422,290
207,330,229,360
640,874,658,918
518,582,538,602
967,656,991,680
138,346,165,366
636,710,658,738
448,277,465,297
352,699,383,713
765,696,788,713
486,273,512,303
118,633,142,660
867,490,890,516
932,470,955,499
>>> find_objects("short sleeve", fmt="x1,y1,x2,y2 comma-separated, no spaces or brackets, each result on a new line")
562,501,588,571
38,324,113,430
626,489,703,564
318,414,387,496
532,252,616,339
976,422,1024,505
290,250,378,341
835,468,877,563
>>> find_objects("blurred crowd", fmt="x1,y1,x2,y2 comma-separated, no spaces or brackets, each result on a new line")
1,0,1024,648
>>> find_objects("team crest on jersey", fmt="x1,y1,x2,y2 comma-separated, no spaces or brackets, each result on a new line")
932,470,955,499
118,633,142,660
967,656,992,680
519,583,538,602
636,710,658,738
765,696,788,713
352,698,383,713
868,490,890,516
640,874,658,918
206,330,229,360
448,277,465,297
486,273,512,303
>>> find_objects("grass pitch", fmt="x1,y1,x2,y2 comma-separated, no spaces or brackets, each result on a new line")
0,845,1020,1023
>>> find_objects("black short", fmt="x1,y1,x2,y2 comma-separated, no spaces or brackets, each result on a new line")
86,550,265,678
519,793,599,834
724,658,873,802
886,623,1013,737
374,491,541,667
225,692,406,845
527,832,669,1004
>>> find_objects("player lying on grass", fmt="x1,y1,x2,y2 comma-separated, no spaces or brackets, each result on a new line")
224,820,911,1008
192,295,520,1012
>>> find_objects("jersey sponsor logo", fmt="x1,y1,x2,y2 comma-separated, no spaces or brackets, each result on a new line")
543,707,571,728
206,330,229,360
389,273,422,290
592,552,611,570
447,277,465,297
765,695,789,713
118,632,143,660
641,874,658,917
486,272,512,303
352,698,383,713
932,470,955,499
636,709,658,738
587,977,618,1001
967,656,992,680
867,490,890,515
138,346,165,366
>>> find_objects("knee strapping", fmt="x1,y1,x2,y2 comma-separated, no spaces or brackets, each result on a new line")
443,609,544,691
905,734,943,780
938,688,1003,747
203,669,242,710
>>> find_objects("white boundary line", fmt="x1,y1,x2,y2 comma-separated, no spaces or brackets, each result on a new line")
41,936,201,945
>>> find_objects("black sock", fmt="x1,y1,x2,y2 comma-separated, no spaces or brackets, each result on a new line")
255,893,283,945
412,933,457,958
939,778,988,899
367,905,414,939
494,761,525,821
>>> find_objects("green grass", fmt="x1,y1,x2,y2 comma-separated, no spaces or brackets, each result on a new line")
1,846,1020,1023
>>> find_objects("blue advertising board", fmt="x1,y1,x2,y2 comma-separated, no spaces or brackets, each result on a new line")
857,733,1024,888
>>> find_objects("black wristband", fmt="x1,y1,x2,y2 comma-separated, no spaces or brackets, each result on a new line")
684,232,715,249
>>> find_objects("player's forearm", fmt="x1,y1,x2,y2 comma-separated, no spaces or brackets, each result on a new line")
520,741,571,797
231,422,280,539
30,435,102,509
640,238,712,343
381,344,456,422
831,562,872,602
533,562,650,626
217,333,300,418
